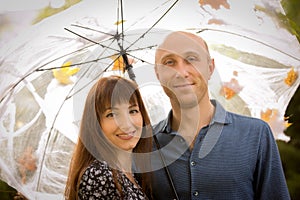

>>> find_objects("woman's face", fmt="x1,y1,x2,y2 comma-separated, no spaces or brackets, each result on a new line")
100,102,143,151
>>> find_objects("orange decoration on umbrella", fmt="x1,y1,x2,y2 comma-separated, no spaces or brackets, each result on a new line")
260,108,275,122
199,0,230,9
111,55,136,73
284,67,298,86
220,78,243,99
208,18,226,25
17,146,37,184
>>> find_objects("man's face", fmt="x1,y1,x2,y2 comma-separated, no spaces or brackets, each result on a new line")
155,32,214,108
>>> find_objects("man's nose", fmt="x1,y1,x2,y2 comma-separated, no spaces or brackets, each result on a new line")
175,59,189,78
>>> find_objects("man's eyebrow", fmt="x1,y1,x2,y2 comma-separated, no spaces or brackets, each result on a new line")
160,51,199,60
160,53,176,59
183,50,199,55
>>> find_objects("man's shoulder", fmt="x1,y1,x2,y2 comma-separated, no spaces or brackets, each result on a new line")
226,111,268,127
212,100,269,128
152,111,269,131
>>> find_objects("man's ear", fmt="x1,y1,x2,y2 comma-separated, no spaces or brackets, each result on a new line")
154,65,160,80
208,58,215,80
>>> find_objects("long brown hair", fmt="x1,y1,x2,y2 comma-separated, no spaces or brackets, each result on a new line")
65,75,152,199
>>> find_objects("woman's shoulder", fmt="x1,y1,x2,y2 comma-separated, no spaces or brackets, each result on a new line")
90,159,110,169
78,160,118,199
83,160,113,178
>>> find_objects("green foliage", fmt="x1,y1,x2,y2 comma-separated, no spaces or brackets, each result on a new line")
276,0,300,198
281,0,300,42
0,179,17,200
277,140,300,200
285,84,300,145
280,84,300,199
255,0,300,43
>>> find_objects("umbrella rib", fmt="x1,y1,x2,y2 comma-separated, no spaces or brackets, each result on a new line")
36,55,113,71
65,27,99,45
0,70,36,104
36,57,116,189
64,28,120,52
116,0,120,35
65,55,120,100
0,41,107,103
70,24,115,37
153,135,179,200
125,51,155,65
123,0,174,32
1,34,120,107
197,28,300,62
120,0,125,47
1,0,179,105
36,89,74,191
126,45,157,52
65,69,106,100
125,0,179,51
35,43,97,71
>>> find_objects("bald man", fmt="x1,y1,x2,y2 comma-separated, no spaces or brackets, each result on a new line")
149,31,290,199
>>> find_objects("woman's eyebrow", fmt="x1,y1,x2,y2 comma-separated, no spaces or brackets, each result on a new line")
129,104,138,108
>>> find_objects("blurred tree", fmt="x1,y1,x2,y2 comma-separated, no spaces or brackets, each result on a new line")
277,0,300,199
278,84,300,200
281,0,300,43
0,179,17,200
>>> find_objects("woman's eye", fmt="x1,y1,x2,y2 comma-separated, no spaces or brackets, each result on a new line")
105,112,115,118
129,109,140,114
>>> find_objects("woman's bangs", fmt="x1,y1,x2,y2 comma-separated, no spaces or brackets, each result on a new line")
110,82,138,106
96,78,139,115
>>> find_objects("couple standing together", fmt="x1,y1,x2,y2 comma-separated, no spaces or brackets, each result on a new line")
65,31,290,200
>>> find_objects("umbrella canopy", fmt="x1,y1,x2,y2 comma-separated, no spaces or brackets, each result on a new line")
0,0,299,199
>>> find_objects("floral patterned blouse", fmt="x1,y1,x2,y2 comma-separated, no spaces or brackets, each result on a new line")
78,160,147,200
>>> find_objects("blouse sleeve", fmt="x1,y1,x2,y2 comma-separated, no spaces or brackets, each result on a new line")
78,160,119,199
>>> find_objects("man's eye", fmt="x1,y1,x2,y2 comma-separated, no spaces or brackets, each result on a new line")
163,59,175,66
185,56,198,63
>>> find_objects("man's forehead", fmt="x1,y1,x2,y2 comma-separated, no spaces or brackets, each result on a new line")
156,32,209,61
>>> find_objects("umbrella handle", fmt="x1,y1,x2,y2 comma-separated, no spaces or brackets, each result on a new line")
153,135,179,200
126,64,136,82
122,54,136,82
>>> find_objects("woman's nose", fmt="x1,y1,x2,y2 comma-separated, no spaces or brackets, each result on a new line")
116,115,132,130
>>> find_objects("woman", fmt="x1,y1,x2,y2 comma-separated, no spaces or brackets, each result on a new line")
65,76,152,199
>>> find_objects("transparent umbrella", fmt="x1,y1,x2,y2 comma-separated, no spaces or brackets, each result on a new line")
0,0,299,199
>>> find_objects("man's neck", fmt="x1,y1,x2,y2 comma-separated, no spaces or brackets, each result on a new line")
171,99,215,147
